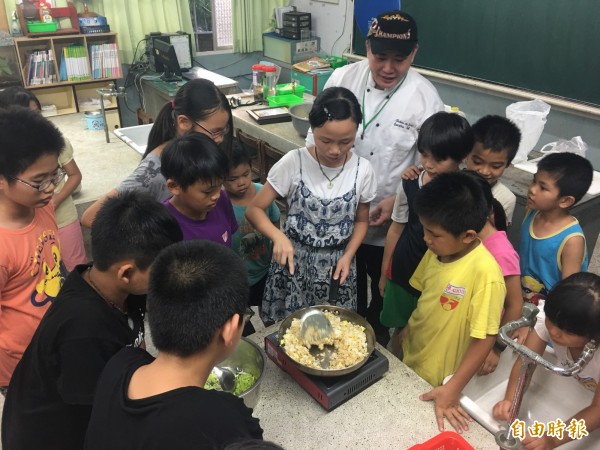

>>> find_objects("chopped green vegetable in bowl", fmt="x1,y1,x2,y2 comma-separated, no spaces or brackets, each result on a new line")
205,372,221,391
204,370,256,396
233,371,256,396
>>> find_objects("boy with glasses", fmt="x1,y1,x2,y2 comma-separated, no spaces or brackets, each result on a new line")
0,106,66,390
2,191,183,449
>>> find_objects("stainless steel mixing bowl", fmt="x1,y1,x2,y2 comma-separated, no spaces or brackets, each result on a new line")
218,337,265,409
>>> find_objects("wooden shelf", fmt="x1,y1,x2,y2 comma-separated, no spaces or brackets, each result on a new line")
17,1,80,37
13,32,122,124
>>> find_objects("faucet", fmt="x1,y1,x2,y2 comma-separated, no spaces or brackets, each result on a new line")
96,83,126,143
494,303,598,450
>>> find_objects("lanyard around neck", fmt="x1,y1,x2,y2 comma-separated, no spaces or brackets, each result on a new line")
360,74,407,140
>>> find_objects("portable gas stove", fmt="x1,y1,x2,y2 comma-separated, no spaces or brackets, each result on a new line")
264,331,389,411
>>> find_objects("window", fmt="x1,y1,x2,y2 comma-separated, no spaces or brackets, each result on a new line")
189,0,233,52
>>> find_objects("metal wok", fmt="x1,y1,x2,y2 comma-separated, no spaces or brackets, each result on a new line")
278,305,376,377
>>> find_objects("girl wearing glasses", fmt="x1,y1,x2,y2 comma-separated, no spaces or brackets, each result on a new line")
81,78,233,228
0,87,86,272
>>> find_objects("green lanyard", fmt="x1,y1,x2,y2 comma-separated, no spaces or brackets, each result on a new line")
360,74,407,140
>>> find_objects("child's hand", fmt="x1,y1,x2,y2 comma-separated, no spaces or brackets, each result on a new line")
378,274,387,298
334,254,352,284
511,327,530,345
272,233,295,275
492,399,512,421
420,385,472,433
401,165,421,180
521,434,559,450
478,349,500,376
369,196,395,226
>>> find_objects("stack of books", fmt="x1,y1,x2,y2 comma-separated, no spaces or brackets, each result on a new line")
26,50,58,85
89,43,121,79
59,45,91,82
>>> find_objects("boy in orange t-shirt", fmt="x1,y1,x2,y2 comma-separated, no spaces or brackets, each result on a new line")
0,107,67,388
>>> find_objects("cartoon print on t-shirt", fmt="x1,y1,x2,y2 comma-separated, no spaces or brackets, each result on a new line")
30,231,66,307
521,275,547,305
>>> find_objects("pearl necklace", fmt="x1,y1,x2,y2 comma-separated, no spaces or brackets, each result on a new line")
314,149,348,189
87,267,126,314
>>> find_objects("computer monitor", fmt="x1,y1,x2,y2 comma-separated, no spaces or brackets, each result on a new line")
153,39,182,82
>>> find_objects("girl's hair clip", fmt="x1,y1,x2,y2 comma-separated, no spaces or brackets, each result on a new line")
323,106,333,121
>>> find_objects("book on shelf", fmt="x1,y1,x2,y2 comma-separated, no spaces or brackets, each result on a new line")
26,49,58,85
89,43,121,79
59,45,91,82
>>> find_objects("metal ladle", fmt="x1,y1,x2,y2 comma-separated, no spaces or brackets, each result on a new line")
300,309,333,345
212,366,236,392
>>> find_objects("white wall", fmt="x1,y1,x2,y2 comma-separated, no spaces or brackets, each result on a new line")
288,0,353,56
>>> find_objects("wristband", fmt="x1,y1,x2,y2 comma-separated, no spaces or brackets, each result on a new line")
493,341,507,353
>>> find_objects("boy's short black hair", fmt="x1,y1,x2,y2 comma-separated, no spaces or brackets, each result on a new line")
0,107,64,180
148,240,248,357
417,111,474,163
472,115,521,166
544,272,600,341
536,152,593,204
91,191,183,271
414,171,488,236
229,140,252,170
160,133,229,190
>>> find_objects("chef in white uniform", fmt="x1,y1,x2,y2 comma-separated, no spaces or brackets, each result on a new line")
306,10,444,345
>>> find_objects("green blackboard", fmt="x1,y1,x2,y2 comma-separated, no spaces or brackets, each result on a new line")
361,0,600,106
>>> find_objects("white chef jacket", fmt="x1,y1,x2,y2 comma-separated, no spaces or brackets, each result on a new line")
306,60,444,245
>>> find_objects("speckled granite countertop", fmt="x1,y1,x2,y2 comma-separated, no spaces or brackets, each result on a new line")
248,325,497,450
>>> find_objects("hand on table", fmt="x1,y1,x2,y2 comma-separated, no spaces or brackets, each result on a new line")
420,385,472,433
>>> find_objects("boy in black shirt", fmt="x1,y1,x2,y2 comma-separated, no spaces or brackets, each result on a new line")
1,191,183,450
85,240,264,449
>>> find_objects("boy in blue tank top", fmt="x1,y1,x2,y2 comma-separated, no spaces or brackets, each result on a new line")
520,152,593,304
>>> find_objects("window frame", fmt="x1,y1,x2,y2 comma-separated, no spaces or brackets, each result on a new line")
189,0,234,54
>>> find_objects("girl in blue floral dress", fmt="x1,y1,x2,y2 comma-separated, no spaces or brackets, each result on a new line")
246,87,377,322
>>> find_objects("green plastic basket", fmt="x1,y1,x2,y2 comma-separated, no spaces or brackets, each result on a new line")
275,83,305,97
27,21,58,33
267,94,305,108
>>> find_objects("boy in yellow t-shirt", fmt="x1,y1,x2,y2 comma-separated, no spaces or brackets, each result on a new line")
402,172,505,434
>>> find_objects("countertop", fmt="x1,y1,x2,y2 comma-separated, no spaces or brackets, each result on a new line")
231,97,311,153
247,325,497,450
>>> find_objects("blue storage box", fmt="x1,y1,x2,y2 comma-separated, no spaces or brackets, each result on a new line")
78,16,108,27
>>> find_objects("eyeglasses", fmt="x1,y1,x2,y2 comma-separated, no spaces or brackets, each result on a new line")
8,168,65,192
189,117,230,138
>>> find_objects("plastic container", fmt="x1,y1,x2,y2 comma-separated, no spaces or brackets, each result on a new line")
291,69,333,96
275,83,305,98
26,21,57,33
262,65,277,99
251,64,264,102
407,431,474,450
326,55,348,69
81,111,105,131
267,94,304,108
